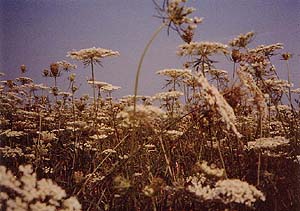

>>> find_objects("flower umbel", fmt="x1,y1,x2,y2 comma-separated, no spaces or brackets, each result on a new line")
67,47,120,66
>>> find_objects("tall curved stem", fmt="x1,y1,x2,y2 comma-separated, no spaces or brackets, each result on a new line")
133,23,165,112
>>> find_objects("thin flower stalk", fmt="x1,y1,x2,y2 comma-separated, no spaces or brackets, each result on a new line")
133,23,166,112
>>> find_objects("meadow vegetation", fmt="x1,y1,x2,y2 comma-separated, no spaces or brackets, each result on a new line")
0,0,300,210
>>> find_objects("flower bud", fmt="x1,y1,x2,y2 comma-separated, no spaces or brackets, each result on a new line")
50,63,59,77
20,64,26,73
42,69,49,77
281,53,292,61
69,73,76,82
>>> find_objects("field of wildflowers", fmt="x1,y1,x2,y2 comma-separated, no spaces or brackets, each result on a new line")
0,0,299,210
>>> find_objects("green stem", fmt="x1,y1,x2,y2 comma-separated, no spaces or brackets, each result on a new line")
133,23,165,112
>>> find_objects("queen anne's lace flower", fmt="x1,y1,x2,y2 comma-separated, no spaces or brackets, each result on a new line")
0,146,24,158
214,179,266,206
56,60,77,71
0,165,82,210
291,88,300,94
187,173,265,207
15,77,33,85
87,80,109,88
265,78,291,92
229,31,255,48
178,41,228,57
165,130,184,140
67,47,120,65
249,43,283,55
196,161,225,178
194,74,242,138
247,136,289,150
101,84,121,92
118,105,166,127
1,129,25,137
153,91,184,100
156,68,192,79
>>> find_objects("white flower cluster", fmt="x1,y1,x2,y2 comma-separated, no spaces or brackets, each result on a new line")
67,47,120,63
56,60,77,71
229,31,255,48
208,69,228,77
178,41,228,57
0,164,81,210
194,74,242,138
156,68,192,79
187,174,265,207
37,131,57,143
153,91,184,101
165,130,184,140
249,43,283,55
120,95,152,105
58,91,72,97
102,148,117,154
197,161,225,178
66,120,88,131
0,146,24,158
117,105,166,127
101,84,121,92
265,78,291,92
15,77,33,85
87,80,121,93
214,179,266,206
247,136,289,150
1,129,25,138
291,88,300,94
87,80,109,88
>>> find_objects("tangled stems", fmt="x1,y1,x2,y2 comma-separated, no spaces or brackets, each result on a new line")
133,23,166,112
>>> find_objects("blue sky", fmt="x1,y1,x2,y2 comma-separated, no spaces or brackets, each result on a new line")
1,0,299,98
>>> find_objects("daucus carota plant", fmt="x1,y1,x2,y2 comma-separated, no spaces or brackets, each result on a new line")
0,1,300,211
67,47,120,112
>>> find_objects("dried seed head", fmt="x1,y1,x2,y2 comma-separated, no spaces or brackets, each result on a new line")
231,49,241,63
50,63,59,77
73,171,84,184
181,28,194,43
20,64,27,73
51,87,59,96
42,69,49,77
69,73,76,82
72,85,78,93
6,80,15,89
281,52,292,60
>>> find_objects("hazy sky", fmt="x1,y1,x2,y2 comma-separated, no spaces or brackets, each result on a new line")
1,0,299,98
